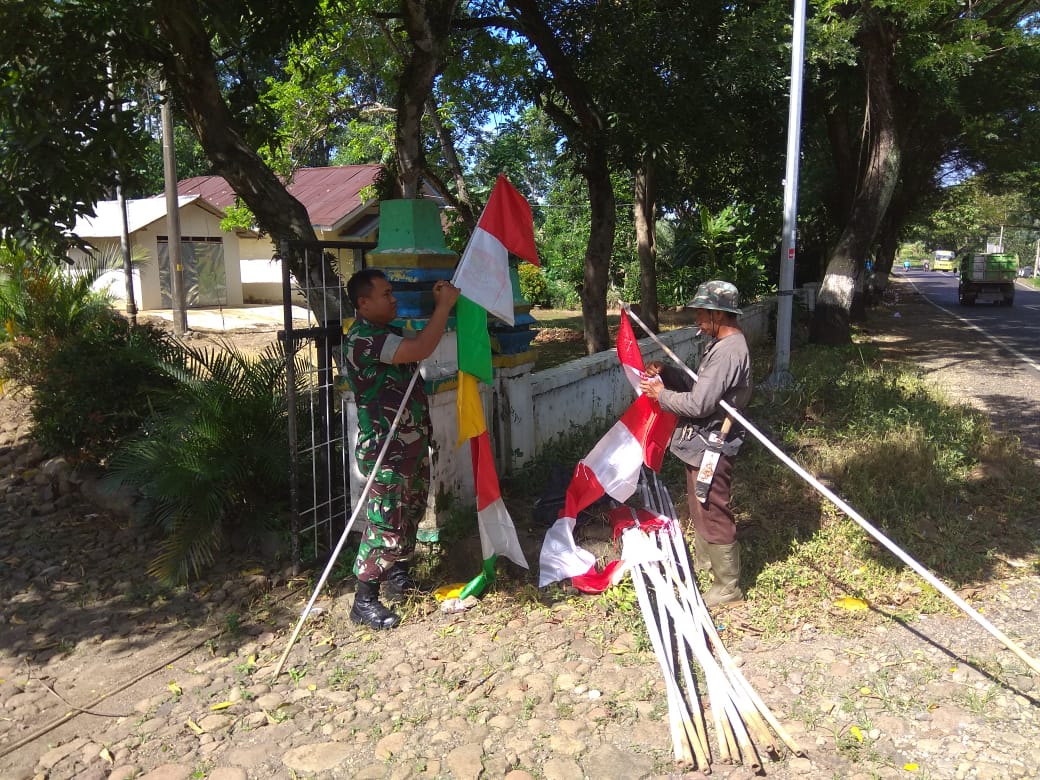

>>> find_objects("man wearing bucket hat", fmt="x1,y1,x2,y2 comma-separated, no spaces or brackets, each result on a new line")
640,280,753,607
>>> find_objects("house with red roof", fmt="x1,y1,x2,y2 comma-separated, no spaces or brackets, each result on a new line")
176,165,392,305
69,165,436,310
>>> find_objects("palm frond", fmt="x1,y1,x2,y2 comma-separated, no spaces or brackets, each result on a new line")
106,336,308,584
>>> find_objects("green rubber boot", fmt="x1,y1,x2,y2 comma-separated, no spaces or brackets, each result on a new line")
693,530,712,574
702,541,743,608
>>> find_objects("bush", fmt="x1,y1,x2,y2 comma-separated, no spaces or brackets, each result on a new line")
105,340,306,584
18,314,175,462
517,262,550,307
0,246,115,343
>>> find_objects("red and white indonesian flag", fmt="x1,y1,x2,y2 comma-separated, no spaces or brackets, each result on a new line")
617,308,645,391
452,173,539,326
538,316,678,587
471,427,528,568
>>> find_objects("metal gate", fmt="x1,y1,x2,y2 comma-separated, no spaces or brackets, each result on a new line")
279,239,372,572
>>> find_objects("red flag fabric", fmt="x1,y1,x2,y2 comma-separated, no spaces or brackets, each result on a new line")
570,559,626,594
470,430,528,569
453,174,538,325
608,506,671,539
617,308,644,391
479,174,539,265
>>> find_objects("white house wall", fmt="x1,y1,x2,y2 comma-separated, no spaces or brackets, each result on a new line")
131,202,242,309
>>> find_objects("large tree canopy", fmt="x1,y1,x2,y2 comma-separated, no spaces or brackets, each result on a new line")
3,0,1039,350
0,0,360,317
806,0,1040,344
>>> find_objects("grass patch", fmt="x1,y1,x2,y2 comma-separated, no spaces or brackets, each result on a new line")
529,308,691,371
502,320,1040,639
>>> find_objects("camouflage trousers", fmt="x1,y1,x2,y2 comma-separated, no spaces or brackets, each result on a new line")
353,450,430,583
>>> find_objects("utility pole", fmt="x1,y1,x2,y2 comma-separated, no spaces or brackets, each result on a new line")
160,81,188,336
107,56,138,326
115,178,138,327
765,0,807,388
1033,238,1039,278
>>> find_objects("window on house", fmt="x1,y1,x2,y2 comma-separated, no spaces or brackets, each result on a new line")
157,236,227,307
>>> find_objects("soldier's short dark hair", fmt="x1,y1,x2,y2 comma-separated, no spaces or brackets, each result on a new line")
346,268,387,310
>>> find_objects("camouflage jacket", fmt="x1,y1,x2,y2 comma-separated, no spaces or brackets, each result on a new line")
342,317,431,469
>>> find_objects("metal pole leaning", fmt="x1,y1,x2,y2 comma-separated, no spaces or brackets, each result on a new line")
273,367,423,677
623,304,1040,676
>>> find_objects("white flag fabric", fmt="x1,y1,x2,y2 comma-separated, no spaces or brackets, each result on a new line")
454,228,516,325
538,516,596,587
472,430,529,568
452,174,539,326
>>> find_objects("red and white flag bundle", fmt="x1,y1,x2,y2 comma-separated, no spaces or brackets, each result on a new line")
538,310,678,589
454,175,535,596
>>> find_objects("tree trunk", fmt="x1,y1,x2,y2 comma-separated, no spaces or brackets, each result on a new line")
396,0,459,198
426,96,477,230
154,0,344,322
633,160,659,333
506,0,614,354
870,208,902,302
811,11,902,345
582,149,615,353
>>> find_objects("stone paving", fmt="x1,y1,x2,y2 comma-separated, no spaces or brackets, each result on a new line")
2,288,1039,780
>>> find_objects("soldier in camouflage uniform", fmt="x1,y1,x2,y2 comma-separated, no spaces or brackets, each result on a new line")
343,269,459,629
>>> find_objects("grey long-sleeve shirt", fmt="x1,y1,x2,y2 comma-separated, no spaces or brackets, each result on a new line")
656,331,752,466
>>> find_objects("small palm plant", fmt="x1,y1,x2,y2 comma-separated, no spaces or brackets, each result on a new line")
106,339,309,584
0,245,117,343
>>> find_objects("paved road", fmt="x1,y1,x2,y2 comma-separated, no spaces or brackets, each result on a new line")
874,273,1040,463
901,269,1040,369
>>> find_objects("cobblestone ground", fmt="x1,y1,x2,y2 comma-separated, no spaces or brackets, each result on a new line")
1,283,1038,780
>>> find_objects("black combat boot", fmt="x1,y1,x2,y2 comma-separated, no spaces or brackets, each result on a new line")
382,561,418,602
350,579,401,629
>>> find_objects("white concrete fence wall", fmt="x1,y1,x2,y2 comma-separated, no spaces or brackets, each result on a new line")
346,299,776,521
517,299,773,463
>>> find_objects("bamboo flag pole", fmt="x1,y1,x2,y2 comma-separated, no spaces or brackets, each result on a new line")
630,562,697,765
641,476,803,758
654,524,780,756
661,525,805,757
624,305,1040,676
631,541,747,766
636,480,711,765
653,589,696,763
273,367,423,677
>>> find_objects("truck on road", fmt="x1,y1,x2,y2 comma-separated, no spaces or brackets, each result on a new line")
958,252,1017,306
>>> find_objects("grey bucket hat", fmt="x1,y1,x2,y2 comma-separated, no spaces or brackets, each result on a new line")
687,280,742,315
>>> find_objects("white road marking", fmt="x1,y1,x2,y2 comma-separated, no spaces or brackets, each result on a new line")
908,280,1040,376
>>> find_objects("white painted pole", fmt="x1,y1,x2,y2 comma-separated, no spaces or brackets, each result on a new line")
768,0,808,388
